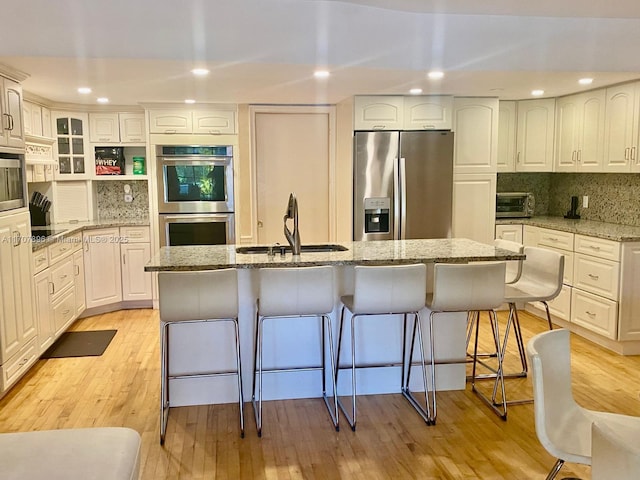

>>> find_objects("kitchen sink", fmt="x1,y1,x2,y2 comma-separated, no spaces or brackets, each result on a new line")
236,244,348,254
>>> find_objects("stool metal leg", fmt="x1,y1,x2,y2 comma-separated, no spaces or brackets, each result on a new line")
321,314,340,431
402,312,432,425
251,313,264,437
471,310,507,419
160,321,170,445
335,307,358,431
232,318,245,438
428,311,437,424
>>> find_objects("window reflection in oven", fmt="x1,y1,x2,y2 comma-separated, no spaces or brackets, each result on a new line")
165,165,226,203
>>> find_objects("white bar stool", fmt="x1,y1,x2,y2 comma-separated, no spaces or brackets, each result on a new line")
335,264,430,430
425,262,507,422
502,246,564,383
252,266,339,437
158,269,244,444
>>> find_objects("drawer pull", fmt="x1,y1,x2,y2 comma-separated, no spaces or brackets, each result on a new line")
589,245,601,251
587,273,599,280
545,237,558,242
18,358,29,367
60,274,68,280
62,309,71,315
585,311,596,317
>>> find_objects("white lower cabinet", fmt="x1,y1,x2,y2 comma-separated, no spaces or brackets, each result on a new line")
73,250,85,315
495,224,523,243
121,243,152,301
32,232,85,356
523,225,640,347
0,211,37,393
83,226,152,309
83,228,123,309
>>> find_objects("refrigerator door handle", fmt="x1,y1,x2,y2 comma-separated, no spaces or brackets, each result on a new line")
393,157,400,240
399,157,407,239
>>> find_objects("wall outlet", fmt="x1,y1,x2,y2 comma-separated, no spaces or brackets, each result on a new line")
583,195,589,208
124,194,133,203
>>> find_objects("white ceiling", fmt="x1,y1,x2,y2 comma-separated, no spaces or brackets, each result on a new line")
2,0,640,106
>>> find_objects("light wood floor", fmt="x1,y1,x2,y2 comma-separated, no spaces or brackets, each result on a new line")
1,308,639,479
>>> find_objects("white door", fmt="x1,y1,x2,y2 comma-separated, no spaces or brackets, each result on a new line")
83,228,122,308
452,173,497,244
254,108,334,245
121,243,152,301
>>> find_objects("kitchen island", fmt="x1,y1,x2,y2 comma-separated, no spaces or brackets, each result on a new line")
145,238,522,407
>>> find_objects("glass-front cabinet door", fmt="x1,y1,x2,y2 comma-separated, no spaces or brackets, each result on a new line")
53,112,91,180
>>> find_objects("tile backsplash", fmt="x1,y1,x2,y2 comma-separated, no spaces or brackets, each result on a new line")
497,173,640,226
95,180,149,220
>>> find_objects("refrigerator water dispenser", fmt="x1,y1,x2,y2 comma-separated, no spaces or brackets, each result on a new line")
364,197,390,234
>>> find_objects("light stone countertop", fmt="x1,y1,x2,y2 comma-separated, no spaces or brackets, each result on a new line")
144,238,524,272
31,218,150,252
496,216,640,242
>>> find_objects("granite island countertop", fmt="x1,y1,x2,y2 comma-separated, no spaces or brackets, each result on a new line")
31,218,150,252
496,216,640,242
145,238,524,272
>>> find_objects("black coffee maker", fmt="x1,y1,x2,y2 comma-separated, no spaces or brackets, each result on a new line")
564,196,580,219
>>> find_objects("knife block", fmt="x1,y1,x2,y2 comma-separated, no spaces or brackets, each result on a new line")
29,204,50,226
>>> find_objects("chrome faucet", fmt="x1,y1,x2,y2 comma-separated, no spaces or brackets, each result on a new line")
283,192,301,255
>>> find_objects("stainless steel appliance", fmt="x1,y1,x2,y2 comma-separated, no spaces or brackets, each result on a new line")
156,145,235,246
0,152,26,213
353,130,454,241
495,192,535,218
158,213,235,246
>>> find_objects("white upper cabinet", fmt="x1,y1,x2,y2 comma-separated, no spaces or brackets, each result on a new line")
353,95,452,131
192,110,236,135
452,97,498,174
119,113,145,142
89,112,146,143
353,96,403,130
515,98,555,172
555,90,606,172
603,82,640,172
0,77,24,148
148,108,236,135
403,95,452,130
89,113,119,143
497,101,517,172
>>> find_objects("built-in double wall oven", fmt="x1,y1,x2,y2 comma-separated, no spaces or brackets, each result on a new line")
156,145,235,246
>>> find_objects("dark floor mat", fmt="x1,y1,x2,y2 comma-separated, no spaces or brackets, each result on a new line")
41,330,117,358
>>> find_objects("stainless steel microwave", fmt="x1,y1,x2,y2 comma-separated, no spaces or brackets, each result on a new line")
496,192,535,218
0,152,26,213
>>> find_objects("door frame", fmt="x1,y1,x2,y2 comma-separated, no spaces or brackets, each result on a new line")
248,105,337,244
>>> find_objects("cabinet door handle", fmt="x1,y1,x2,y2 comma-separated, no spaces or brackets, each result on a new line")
62,309,71,315
12,230,21,247
625,147,630,160
122,253,126,265
577,150,581,162
75,265,80,275
516,152,521,164
48,282,55,295
2,113,10,130
422,125,436,129
632,146,637,161
372,125,386,130
572,151,576,162
587,273,599,280
208,129,221,135
59,274,68,280
85,241,89,252
8,114,14,131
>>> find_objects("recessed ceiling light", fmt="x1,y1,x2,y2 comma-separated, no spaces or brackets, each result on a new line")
184,99,196,104
314,70,330,79
579,78,594,85
96,97,109,104
428,71,444,80
77,87,92,94
531,89,545,96
191,68,209,76
409,88,423,95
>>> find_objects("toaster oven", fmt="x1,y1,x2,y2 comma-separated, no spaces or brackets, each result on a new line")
496,192,535,218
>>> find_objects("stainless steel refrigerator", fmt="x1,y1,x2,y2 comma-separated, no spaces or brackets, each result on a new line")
353,130,454,241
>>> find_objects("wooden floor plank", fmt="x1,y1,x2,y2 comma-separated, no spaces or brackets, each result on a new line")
1,308,639,479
